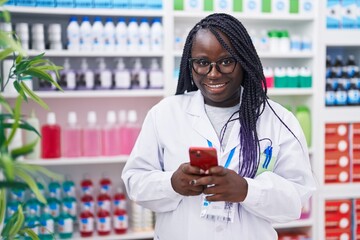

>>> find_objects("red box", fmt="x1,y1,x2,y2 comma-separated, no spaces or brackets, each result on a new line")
325,167,350,183
326,123,349,137
353,136,360,151
325,228,352,240
325,213,351,229
353,123,360,135
353,165,360,182
325,151,350,168
325,200,352,214
354,150,360,165
325,136,349,152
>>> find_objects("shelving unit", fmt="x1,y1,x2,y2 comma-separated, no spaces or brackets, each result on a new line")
4,1,343,239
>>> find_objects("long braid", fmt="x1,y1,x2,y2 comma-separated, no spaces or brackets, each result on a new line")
176,13,268,178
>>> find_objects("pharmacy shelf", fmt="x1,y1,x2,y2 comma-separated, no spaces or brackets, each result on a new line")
2,89,165,98
323,106,360,123
69,231,154,240
173,51,314,59
273,217,314,229
267,88,313,96
173,11,314,21
27,50,164,58
320,184,360,200
324,30,360,46
22,155,128,166
6,6,163,17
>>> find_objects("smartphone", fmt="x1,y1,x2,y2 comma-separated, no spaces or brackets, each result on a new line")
189,146,218,171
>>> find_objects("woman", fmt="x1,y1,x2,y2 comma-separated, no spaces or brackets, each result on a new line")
122,13,316,240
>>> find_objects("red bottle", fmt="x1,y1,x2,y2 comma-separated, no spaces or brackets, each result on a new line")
41,112,61,159
113,187,126,210
113,208,128,234
81,174,94,196
97,188,111,212
97,206,111,236
81,194,95,215
79,205,94,237
99,173,112,194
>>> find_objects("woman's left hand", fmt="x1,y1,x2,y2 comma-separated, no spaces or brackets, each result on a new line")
193,166,248,202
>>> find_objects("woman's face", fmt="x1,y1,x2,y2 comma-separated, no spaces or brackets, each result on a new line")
191,29,244,107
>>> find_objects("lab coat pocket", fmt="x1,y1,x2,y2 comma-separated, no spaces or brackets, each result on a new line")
255,144,279,177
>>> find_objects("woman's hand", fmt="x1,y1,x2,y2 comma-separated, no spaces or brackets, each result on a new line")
194,166,248,202
171,163,205,196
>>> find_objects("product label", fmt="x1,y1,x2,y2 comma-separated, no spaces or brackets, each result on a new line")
97,217,111,232
114,214,128,230
58,218,73,233
40,219,54,234
80,217,94,233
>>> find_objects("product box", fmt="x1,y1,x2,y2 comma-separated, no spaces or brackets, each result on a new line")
214,0,233,12
325,200,352,214
353,163,360,182
185,0,204,11
325,138,349,152
342,0,357,28
325,214,351,229
243,0,261,13
353,123,360,135
325,228,352,240
271,0,289,15
299,0,313,15
325,167,350,183
325,151,350,168
327,0,342,28
326,123,349,137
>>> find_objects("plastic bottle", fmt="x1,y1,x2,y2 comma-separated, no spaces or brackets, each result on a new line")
77,58,94,90
114,58,131,89
335,84,348,105
5,119,23,159
115,17,128,52
49,178,62,200
62,175,76,197
268,30,280,53
97,205,111,236
274,67,287,88
326,55,332,78
79,16,93,51
95,58,112,89
36,180,45,197
81,173,94,196
48,23,62,50
263,67,274,88
286,67,299,88
347,83,359,105
150,18,163,51
62,112,82,157
47,191,61,220
130,201,143,232
113,206,128,234
299,67,312,88
62,191,77,221
81,193,95,215
79,205,95,237
103,17,116,52
148,58,163,89
24,110,40,160
118,110,128,155
346,54,358,78
61,58,76,90
258,29,269,52
123,110,141,155
83,111,102,157
39,206,55,240
102,111,119,156
113,186,126,210
97,187,112,213
57,206,74,239
100,172,112,193
66,16,80,51
325,83,336,106
295,106,312,148
139,18,150,52
332,55,344,78
41,112,61,159
127,18,139,51
131,58,147,89
24,208,40,240
279,30,290,53
92,17,104,51
25,192,42,216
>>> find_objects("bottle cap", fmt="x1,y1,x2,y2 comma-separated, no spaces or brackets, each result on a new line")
47,112,56,125
150,58,160,70
107,111,116,124
116,58,125,70
82,16,90,22
127,110,137,123
68,111,77,125
81,58,88,70
118,110,127,124
87,111,97,124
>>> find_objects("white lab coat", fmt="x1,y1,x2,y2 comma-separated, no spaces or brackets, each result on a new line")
122,90,316,240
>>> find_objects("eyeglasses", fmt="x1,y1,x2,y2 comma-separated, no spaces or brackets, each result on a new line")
189,57,237,76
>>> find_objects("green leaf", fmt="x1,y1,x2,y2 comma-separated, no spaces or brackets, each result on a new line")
0,181,28,189
4,96,22,147
20,228,40,240
15,168,46,204
11,138,38,159
0,95,13,114
15,54,22,64
0,189,6,229
1,208,19,237
17,163,63,182
8,205,25,238
2,10,11,23
0,153,15,181
0,47,14,60
20,81,49,110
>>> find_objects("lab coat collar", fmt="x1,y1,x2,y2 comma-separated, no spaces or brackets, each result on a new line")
186,90,240,155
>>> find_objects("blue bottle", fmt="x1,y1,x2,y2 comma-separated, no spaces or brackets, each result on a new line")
39,206,55,240
57,206,74,239
48,179,61,199
62,192,77,221
47,192,61,220
24,208,40,240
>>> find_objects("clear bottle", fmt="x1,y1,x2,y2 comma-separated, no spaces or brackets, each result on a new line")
118,110,128,155
82,111,102,157
79,16,93,51
139,18,150,51
100,172,112,194
131,58,147,89
80,173,94,196
123,110,141,155
346,54,358,78
62,111,82,157
113,186,126,210
127,18,139,52
66,16,80,51
115,17,128,52
77,58,94,90
103,17,116,52
102,110,120,156
25,192,42,216
24,110,40,160
148,58,163,89
150,18,163,51
113,205,128,234
92,16,104,51
41,112,61,159
114,58,131,89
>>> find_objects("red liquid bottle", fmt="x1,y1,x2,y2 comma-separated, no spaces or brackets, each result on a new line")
97,188,111,212
81,174,94,196
113,187,126,210
99,173,112,194
79,205,94,237
41,112,61,158
97,206,111,236
81,194,95,215
113,208,128,234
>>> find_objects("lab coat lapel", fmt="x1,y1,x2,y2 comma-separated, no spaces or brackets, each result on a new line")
187,91,220,149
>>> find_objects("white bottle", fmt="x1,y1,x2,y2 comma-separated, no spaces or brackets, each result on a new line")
114,58,131,89
96,58,112,89
6,119,23,160
66,16,80,51
61,58,76,90
150,18,163,51
80,16,93,51
184,0,203,11
48,23,62,50
115,17,128,52
78,58,95,90
279,30,290,53
243,0,261,14
127,18,139,52
214,0,232,12
148,58,163,89
272,0,288,15
131,58,147,89
24,111,40,160
139,18,150,52
92,17,104,51
258,29,269,52
103,17,115,52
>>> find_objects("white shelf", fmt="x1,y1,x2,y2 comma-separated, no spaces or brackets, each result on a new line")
2,90,165,98
273,218,314,229
70,230,153,240
173,51,314,59
27,50,164,58
267,88,313,96
6,6,163,17
324,30,360,46
22,155,128,166
323,106,360,123
320,184,360,199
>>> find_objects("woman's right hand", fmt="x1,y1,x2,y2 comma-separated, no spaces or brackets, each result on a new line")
171,163,205,196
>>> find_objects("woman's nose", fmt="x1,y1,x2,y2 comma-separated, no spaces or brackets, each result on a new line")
207,63,222,78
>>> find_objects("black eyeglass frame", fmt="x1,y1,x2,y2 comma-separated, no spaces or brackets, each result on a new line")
188,57,238,76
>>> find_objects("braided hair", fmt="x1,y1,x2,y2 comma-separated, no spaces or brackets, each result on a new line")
176,13,268,178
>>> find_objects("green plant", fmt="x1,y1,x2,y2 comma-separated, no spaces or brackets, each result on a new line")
0,5,63,240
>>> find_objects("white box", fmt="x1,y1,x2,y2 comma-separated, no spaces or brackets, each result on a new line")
214,0,233,12
184,0,203,11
